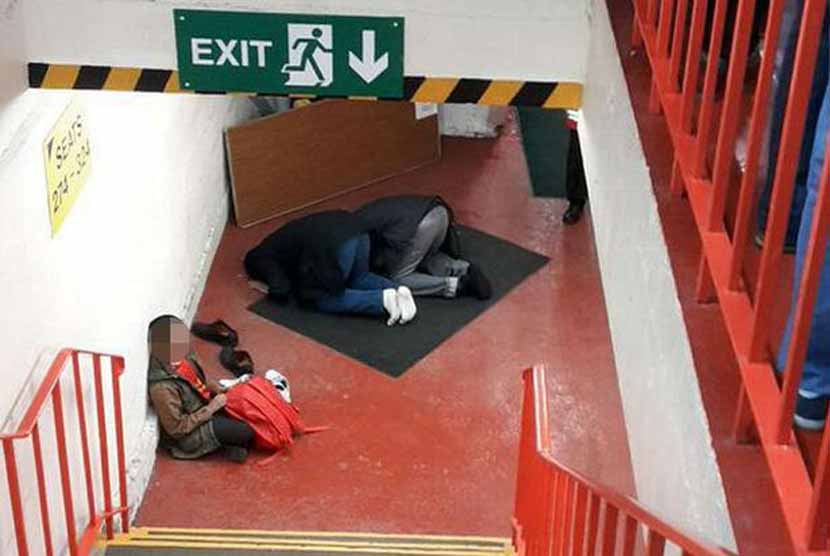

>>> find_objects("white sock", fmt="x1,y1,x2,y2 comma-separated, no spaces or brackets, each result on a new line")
382,289,401,326
397,286,418,324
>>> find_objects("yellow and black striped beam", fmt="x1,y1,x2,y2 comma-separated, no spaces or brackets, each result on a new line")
28,63,582,109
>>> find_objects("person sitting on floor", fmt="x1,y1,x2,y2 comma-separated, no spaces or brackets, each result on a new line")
354,195,492,300
147,315,255,463
244,210,417,326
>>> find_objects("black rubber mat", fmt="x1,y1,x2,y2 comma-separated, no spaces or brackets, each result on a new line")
517,107,570,198
249,226,549,377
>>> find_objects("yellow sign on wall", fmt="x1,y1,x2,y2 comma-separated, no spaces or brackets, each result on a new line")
43,101,91,236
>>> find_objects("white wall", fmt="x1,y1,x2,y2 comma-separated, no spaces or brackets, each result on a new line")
23,0,590,83
578,0,737,551
0,1,257,547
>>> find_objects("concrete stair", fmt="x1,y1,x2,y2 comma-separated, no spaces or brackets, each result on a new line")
103,528,514,556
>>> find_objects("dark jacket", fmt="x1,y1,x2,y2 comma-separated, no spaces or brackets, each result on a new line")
147,354,220,459
354,195,454,270
244,210,366,303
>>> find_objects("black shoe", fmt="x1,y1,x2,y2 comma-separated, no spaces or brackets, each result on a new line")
219,346,254,378
459,264,493,300
441,224,463,259
224,446,249,464
562,202,585,225
192,320,239,347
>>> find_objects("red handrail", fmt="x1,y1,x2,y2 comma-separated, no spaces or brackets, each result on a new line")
0,348,130,556
630,0,830,552
513,366,736,556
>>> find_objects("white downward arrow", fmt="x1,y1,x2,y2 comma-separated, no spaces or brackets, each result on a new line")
348,30,389,84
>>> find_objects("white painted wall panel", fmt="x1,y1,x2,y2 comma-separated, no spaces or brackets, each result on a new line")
578,0,737,550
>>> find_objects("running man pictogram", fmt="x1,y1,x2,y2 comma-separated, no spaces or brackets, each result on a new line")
282,25,334,87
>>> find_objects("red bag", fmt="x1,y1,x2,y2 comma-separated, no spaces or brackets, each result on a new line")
224,376,326,464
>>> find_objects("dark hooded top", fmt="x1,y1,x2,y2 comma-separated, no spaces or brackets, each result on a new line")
353,195,454,270
244,210,366,303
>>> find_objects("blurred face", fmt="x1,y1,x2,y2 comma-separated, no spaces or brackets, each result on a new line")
150,319,191,364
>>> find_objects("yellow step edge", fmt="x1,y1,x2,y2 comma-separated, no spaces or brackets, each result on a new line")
123,534,510,552
136,527,510,545
105,539,511,555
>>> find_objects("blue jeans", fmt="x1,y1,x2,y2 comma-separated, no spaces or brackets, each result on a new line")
778,79,830,396
316,234,397,315
758,2,829,246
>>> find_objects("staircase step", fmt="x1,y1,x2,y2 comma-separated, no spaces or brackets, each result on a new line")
105,528,513,556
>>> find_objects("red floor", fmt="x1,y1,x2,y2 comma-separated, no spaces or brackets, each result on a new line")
135,115,636,536
606,1,797,554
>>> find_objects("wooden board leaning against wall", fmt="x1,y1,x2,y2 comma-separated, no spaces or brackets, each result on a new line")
225,99,441,228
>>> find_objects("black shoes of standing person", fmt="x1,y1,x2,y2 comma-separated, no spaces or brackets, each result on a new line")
562,202,585,225
459,263,493,300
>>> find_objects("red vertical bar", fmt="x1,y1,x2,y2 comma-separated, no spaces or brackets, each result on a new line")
649,80,663,114
695,255,717,303
3,439,29,556
807,414,830,548
52,387,80,556
727,0,787,289
777,147,830,443
32,425,55,556
111,357,130,533
621,515,638,556
749,0,826,361
670,158,686,196
733,384,759,443
71,352,97,522
646,0,659,26
558,477,575,556
681,0,709,132
669,0,690,91
94,356,114,539
656,0,677,57
706,0,758,231
543,468,566,555
585,493,601,556
548,471,563,556
693,0,729,177
570,484,588,556
601,503,619,556
645,529,667,556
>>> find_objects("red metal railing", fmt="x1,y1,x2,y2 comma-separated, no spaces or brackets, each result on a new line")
1,349,130,556
630,0,830,552
513,366,735,556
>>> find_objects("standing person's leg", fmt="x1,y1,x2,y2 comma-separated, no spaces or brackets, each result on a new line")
563,127,588,225
758,1,828,250
778,80,830,430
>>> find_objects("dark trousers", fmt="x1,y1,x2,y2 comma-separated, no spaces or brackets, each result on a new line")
566,129,588,207
212,415,254,447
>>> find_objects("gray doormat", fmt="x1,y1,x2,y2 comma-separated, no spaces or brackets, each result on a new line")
249,226,549,377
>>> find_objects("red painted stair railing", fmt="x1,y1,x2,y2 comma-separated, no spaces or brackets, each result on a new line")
1,349,130,556
513,366,735,556
629,0,830,552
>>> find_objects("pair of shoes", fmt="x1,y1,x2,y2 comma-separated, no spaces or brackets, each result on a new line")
220,345,255,378
459,264,493,300
562,202,585,225
382,287,418,326
794,392,829,431
754,229,797,254
192,320,239,347
224,446,249,464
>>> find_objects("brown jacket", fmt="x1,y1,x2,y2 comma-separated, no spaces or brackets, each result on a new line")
147,355,220,459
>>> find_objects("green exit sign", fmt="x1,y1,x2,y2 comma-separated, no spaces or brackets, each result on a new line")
174,9,404,98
